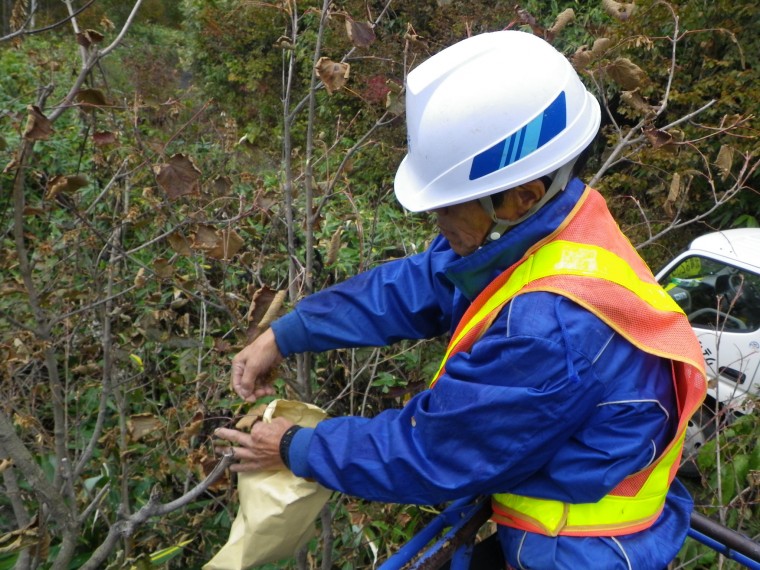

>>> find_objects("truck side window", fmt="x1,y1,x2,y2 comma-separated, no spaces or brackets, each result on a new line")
660,256,759,333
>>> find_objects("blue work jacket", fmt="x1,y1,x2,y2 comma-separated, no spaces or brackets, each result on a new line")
271,178,693,569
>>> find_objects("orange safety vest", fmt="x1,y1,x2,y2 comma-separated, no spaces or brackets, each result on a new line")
430,186,706,537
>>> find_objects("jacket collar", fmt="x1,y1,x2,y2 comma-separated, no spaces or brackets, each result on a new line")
444,178,586,301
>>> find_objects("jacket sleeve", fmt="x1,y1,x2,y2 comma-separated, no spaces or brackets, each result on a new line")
271,236,458,356
288,293,676,505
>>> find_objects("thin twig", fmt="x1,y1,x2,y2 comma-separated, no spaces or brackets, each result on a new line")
0,0,97,43
78,453,234,570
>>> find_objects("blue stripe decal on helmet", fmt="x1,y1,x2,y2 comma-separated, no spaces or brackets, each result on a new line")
500,131,515,169
520,117,542,162
512,125,527,164
469,91,567,180
538,91,566,146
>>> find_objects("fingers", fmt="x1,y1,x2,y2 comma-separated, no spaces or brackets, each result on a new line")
231,353,256,401
214,419,293,472
230,330,283,401
215,427,250,446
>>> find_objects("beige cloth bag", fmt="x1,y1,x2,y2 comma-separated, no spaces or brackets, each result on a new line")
204,399,331,570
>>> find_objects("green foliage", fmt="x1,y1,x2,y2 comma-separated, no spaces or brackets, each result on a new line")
676,408,759,569
584,0,759,265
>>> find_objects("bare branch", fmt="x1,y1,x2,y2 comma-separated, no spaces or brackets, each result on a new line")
0,0,97,43
653,1,679,116
78,453,234,570
99,0,145,58
48,0,145,122
634,153,760,249
0,411,74,530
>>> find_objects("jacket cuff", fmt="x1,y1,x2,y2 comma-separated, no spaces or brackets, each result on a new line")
270,311,309,357
287,426,315,478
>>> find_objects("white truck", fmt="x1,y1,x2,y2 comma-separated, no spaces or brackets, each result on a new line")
655,229,760,472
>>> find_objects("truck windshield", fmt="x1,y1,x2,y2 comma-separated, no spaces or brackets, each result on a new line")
659,256,760,333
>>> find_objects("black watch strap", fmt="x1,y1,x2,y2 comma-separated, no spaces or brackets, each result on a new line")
279,425,302,469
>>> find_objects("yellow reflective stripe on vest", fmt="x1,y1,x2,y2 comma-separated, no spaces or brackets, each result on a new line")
433,240,684,384
533,241,682,313
492,430,686,536
433,239,690,535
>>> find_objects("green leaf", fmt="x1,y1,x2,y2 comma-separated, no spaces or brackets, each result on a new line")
83,474,104,492
750,444,760,471
731,214,758,228
696,439,717,470
148,539,193,566
0,552,19,570
720,467,736,500
733,454,750,485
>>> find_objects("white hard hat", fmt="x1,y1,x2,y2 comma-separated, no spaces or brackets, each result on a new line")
394,30,601,212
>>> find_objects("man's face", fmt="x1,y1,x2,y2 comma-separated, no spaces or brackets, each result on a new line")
432,201,493,256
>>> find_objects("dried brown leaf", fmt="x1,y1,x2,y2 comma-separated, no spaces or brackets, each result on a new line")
716,145,734,180
571,38,612,70
76,29,104,48
571,47,594,70
386,83,405,115
100,16,115,31
22,105,53,141
344,17,375,48
154,153,202,201
644,127,673,149
272,35,295,50
404,23,428,51
189,225,244,260
516,8,544,36
592,38,613,55
315,57,350,95
75,88,109,108
603,0,637,21
663,173,681,219
211,175,232,196
153,258,174,279
236,404,270,430
128,413,162,442
167,232,193,256
663,173,692,219
621,90,655,116
134,267,147,287
179,410,204,449
189,449,229,491
246,287,287,326
326,227,343,266
0,522,39,555
604,57,648,90
3,155,18,174
71,363,100,375
245,286,288,342
44,174,88,200
214,337,233,353
93,131,117,146
547,8,575,38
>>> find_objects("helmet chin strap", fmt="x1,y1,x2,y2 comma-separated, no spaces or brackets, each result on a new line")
479,159,578,243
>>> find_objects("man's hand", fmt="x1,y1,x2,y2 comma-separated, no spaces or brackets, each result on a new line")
231,328,284,402
215,417,294,472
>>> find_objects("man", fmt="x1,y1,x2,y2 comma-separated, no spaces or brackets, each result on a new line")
216,31,706,569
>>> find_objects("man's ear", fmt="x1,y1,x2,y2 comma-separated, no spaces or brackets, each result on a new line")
513,180,547,216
